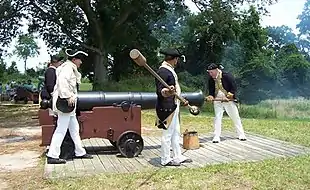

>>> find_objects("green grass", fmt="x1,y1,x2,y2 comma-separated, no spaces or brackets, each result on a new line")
79,83,93,91
47,155,310,190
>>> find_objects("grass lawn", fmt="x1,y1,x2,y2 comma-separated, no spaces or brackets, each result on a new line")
79,83,93,91
1,108,308,190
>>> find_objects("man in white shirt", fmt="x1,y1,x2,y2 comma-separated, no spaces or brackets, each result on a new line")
46,49,93,164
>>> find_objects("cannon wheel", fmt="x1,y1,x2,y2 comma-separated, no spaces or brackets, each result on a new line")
116,131,144,158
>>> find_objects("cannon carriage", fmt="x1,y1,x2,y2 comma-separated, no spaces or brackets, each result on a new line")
14,86,39,104
38,91,205,158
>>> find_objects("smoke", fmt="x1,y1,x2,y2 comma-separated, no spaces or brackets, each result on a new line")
219,40,245,75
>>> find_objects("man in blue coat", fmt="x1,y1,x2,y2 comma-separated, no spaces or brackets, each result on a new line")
155,48,192,166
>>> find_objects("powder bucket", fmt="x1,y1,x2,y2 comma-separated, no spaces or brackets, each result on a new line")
183,130,200,150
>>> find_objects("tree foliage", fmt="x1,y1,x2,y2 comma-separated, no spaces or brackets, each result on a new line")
13,34,40,73
1,0,310,104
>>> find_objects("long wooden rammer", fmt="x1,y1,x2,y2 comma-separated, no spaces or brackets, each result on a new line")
129,49,200,116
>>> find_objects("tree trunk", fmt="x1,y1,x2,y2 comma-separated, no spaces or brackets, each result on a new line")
92,52,108,90
24,58,27,74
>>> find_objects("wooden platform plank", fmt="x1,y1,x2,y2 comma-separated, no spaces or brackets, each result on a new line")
246,131,310,150
222,131,295,158
223,137,276,160
82,139,105,174
197,134,242,161
223,131,307,154
195,135,234,163
180,139,212,167
94,138,127,173
101,139,144,173
142,136,162,167
149,135,193,168
43,131,310,179
224,131,299,157
243,132,310,154
87,138,108,173
220,139,267,162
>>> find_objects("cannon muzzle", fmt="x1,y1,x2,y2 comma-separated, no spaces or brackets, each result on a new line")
40,91,205,111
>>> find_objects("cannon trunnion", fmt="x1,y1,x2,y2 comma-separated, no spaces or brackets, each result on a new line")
38,91,205,158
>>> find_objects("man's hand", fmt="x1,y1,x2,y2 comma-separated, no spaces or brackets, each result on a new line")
205,95,214,102
227,92,234,100
161,85,176,97
182,99,189,106
67,96,76,107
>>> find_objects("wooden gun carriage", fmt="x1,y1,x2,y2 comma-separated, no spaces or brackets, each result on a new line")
14,86,39,104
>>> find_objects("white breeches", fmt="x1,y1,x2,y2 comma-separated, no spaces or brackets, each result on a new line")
46,113,86,159
213,101,246,139
161,106,188,165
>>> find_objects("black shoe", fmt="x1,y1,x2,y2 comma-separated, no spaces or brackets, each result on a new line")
212,141,219,143
240,138,247,141
75,154,93,159
163,161,181,166
47,157,66,164
181,158,193,163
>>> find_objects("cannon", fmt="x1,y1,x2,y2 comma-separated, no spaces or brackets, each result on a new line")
38,91,205,158
14,86,39,104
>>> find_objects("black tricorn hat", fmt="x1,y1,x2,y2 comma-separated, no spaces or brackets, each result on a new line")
159,48,183,57
159,48,186,62
65,49,88,60
207,63,224,71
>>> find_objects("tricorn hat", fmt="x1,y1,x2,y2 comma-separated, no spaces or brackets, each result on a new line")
65,49,88,60
159,48,186,62
207,63,224,71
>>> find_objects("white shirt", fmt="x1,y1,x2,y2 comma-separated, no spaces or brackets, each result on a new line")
52,60,81,115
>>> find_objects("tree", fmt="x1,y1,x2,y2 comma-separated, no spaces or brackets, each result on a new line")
0,0,27,57
236,6,276,103
297,0,310,40
13,34,40,73
274,44,310,97
191,0,278,14
266,25,297,52
0,0,188,89
0,58,7,80
182,0,241,75
26,0,185,89
151,3,191,49
296,0,310,57
7,61,19,75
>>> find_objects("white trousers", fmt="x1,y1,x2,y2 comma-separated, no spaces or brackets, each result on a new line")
46,113,86,159
213,101,246,141
161,106,188,165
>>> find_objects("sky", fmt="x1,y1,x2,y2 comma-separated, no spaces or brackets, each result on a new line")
2,0,307,73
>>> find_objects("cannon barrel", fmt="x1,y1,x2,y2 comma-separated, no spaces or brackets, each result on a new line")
40,91,205,111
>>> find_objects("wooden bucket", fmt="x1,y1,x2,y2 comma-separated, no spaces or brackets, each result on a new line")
183,130,200,150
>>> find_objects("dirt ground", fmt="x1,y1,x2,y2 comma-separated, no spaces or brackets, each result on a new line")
0,103,46,189
0,103,162,189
